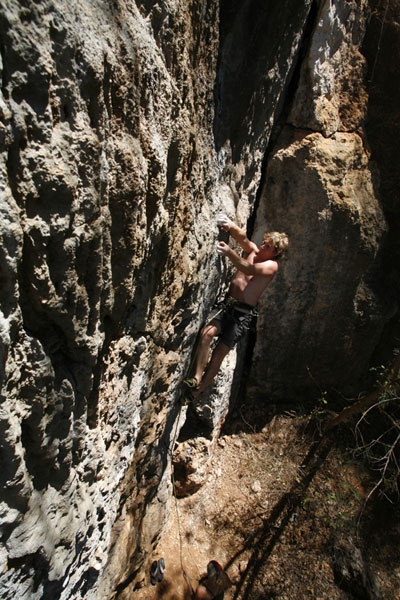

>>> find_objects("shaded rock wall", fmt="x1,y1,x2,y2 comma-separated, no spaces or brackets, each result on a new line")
249,0,399,402
362,0,400,359
0,0,398,598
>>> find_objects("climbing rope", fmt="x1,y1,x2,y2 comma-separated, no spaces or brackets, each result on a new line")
170,404,201,596
165,220,232,593
168,302,227,591
368,0,389,85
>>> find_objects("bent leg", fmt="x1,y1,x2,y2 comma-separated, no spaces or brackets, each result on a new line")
197,340,230,393
193,320,220,385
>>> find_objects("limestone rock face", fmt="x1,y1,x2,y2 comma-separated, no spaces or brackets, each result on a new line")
0,0,398,598
289,0,369,136
0,1,224,597
250,128,386,401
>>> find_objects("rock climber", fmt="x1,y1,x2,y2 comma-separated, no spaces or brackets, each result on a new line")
182,213,289,402
194,560,231,599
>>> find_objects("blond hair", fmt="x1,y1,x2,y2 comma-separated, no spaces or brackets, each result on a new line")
263,231,289,259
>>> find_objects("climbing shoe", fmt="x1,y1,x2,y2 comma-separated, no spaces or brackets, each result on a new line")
182,377,199,391
150,557,165,585
180,377,199,405
180,392,193,406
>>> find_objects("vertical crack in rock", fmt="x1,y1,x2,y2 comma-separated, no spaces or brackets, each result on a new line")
248,0,394,404
214,0,314,160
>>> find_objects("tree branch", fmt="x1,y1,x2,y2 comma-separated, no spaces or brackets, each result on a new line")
322,353,400,433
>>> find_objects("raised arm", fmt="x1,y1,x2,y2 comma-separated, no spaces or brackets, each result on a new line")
217,241,278,277
217,213,258,255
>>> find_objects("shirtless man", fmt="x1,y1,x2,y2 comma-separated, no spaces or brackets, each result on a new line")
183,214,289,400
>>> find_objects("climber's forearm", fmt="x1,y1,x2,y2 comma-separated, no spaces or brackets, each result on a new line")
225,248,256,275
228,223,252,252
217,213,256,254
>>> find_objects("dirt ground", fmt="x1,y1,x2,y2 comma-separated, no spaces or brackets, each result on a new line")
134,405,400,600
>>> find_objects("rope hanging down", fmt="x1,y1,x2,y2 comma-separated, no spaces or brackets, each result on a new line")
164,215,232,594
170,403,201,596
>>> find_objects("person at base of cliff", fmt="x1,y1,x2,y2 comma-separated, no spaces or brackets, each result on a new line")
194,560,231,599
182,213,289,402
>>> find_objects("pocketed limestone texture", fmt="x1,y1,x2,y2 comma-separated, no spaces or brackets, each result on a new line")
0,1,223,597
0,0,398,598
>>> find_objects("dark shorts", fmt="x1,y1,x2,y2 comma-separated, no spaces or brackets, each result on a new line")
208,297,257,349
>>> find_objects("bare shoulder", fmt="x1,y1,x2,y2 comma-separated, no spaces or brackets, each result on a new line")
248,239,260,253
242,239,259,255
243,244,260,260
